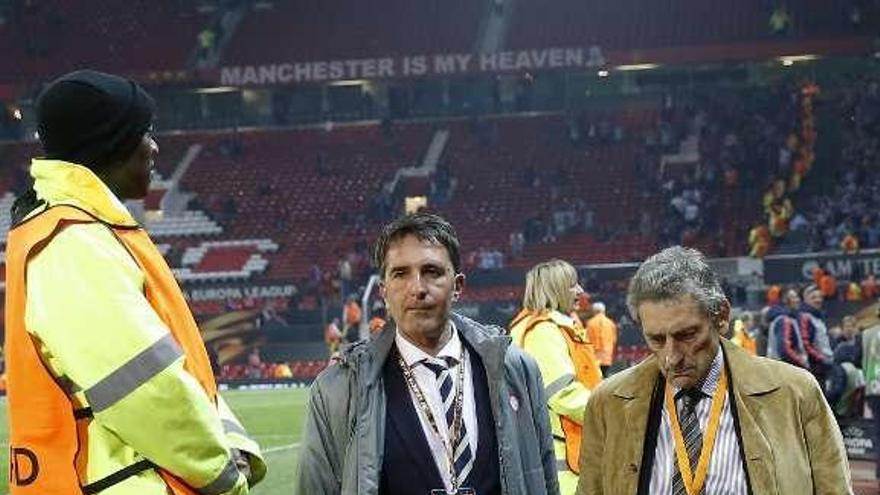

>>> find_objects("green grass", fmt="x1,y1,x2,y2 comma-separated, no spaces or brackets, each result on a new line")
0,388,309,494
227,388,308,494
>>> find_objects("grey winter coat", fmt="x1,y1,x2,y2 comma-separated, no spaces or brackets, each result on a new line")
294,313,560,495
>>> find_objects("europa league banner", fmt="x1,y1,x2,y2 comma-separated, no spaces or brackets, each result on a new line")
838,418,876,461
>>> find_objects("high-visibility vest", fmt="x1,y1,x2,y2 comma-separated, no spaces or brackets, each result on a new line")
731,320,757,357
5,205,216,494
750,238,769,258
846,282,863,302
510,310,602,473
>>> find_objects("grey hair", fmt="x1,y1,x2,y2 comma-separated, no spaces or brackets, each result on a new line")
626,246,727,324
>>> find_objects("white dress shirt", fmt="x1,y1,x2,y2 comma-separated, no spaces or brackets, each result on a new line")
395,323,478,491
650,346,748,494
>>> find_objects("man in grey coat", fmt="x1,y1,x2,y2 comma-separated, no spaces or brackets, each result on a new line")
296,212,559,495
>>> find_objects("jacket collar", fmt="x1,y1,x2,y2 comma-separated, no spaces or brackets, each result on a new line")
610,353,659,400
547,310,576,328
767,303,797,321
721,338,780,395
31,159,138,227
610,338,780,399
358,312,510,386
451,312,511,382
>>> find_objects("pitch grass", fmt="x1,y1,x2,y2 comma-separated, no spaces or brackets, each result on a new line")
0,387,310,494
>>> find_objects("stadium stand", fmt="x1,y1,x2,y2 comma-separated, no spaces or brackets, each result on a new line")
642,87,801,259
439,107,660,266
135,101,673,285
787,77,880,252
510,0,861,51
179,123,434,280
145,210,223,237
224,0,484,65
149,132,195,179
0,0,209,82
175,238,277,282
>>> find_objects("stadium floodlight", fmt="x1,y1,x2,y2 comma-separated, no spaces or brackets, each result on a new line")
329,79,369,87
778,54,819,66
195,86,238,94
598,70,610,77
615,63,659,71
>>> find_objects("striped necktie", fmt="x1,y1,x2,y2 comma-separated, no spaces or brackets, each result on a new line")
672,390,704,495
421,357,475,486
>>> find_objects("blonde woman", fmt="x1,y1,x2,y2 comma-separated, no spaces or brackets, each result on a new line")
510,259,603,495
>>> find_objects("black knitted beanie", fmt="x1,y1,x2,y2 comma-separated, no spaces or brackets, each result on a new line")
35,69,155,171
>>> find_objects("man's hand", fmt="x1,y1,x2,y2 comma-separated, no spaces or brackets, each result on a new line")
232,449,253,486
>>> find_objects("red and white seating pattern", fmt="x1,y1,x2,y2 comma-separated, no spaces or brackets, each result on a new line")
145,210,223,237
175,239,279,282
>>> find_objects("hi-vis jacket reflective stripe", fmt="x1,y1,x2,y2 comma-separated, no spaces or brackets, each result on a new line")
510,310,602,479
6,160,265,494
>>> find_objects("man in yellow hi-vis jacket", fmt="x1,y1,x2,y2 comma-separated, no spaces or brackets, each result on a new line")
5,70,265,494
510,260,603,495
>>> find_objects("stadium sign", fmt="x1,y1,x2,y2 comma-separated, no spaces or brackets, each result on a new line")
219,46,605,86
185,284,297,301
839,418,875,460
763,249,880,284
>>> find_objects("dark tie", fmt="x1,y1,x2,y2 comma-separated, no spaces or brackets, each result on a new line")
421,358,475,486
671,390,704,495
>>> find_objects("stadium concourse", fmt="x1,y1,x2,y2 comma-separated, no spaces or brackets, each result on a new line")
1,0,880,493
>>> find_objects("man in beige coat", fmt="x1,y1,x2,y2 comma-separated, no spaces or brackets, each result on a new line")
577,246,851,495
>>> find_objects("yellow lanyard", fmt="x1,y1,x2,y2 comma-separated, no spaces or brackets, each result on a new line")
664,367,728,495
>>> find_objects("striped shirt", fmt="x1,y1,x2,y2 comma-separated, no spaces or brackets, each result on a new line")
650,347,748,494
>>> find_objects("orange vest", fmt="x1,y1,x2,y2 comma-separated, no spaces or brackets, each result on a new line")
587,314,617,367
749,238,769,258
845,282,863,302
841,234,859,254
748,225,771,258
5,205,215,494
510,310,602,473
766,285,781,305
368,316,386,335
820,274,837,298
344,302,362,326
731,321,757,357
